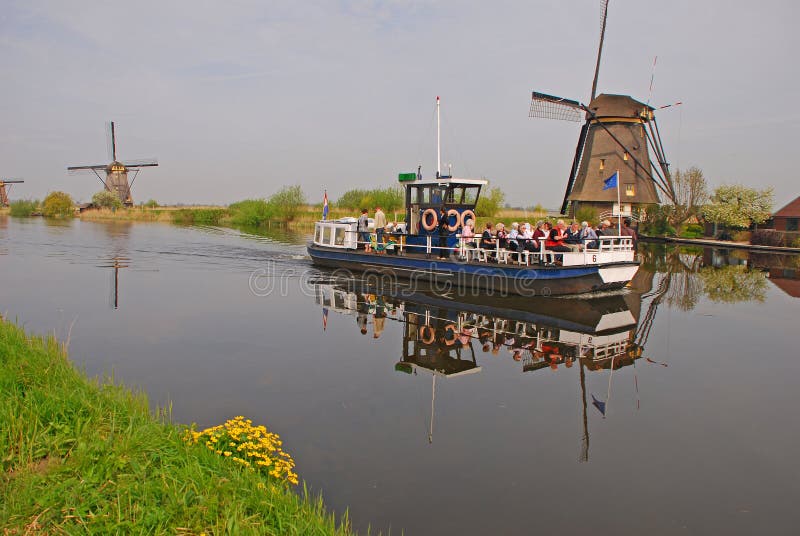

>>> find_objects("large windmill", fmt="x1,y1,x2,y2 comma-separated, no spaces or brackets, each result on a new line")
68,122,158,206
529,0,676,218
0,179,24,207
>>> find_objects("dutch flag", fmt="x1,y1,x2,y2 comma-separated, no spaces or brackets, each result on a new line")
322,190,329,220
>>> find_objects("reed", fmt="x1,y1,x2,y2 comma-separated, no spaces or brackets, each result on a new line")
0,318,354,535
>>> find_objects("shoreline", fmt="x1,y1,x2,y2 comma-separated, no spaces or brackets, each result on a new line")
640,235,800,254
0,317,353,534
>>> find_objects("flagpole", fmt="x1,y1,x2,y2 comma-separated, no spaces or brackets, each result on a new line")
616,170,622,235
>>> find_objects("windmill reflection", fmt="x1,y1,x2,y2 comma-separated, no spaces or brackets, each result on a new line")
97,255,129,309
314,283,662,457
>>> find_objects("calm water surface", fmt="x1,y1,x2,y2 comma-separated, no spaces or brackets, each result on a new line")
2,216,799,535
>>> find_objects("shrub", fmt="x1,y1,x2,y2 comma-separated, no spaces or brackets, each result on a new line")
172,208,226,225
574,205,598,226
336,187,404,213
269,185,306,222
41,191,74,218
92,190,123,210
9,199,39,217
680,223,705,239
476,187,505,218
144,199,159,208
229,199,274,227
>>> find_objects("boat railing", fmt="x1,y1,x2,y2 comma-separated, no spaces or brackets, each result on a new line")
314,220,633,265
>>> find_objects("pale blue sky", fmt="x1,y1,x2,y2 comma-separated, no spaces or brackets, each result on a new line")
1,0,798,208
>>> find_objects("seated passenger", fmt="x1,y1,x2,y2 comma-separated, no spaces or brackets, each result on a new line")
522,223,538,252
495,223,508,250
481,222,496,254
565,221,584,251
545,220,572,262
580,221,599,249
507,222,520,252
461,219,476,249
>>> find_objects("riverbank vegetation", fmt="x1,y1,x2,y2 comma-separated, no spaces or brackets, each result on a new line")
9,199,39,217
0,317,352,534
41,191,74,218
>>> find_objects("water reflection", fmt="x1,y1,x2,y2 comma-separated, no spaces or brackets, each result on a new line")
314,282,650,459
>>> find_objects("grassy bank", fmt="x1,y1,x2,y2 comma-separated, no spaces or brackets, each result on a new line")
0,318,353,535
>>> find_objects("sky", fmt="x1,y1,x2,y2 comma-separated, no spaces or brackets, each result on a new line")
1,0,798,209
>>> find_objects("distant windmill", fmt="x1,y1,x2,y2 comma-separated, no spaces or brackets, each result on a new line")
68,122,158,206
529,0,676,217
0,179,24,207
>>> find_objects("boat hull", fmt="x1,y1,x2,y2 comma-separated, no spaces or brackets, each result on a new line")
307,244,639,296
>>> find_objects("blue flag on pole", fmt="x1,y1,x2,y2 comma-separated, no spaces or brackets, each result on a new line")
602,171,618,191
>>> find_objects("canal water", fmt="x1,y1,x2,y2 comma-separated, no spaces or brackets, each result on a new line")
2,216,799,535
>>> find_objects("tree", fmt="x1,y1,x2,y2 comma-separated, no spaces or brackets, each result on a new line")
670,167,708,225
704,185,773,229
476,187,505,218
92,190,122,210
42,191,74,218
268,185,306,222
144,199,159,208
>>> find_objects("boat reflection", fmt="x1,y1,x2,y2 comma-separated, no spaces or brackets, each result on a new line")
314,282,652,457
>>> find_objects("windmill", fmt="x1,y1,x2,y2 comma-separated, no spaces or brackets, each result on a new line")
529,0,676,218
68,122,158,206
0,179,24,207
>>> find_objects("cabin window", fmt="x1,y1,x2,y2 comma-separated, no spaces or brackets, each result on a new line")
625,184,635,197
315,225,322,243
321,226,331,245
334,227,346,246
463,186,479,205
413,186,429,204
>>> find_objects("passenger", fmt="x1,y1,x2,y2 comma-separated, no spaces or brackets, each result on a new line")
597,219,612,236
545,220,572,264
481,222,496,260
580,221,599,249
461,218,476,250
496,223,508,250
565,221,584,251
522,222,537,252
374,205,387,246
621,218,638,248
357,208,371,252
437,208,449,259
507,222,520,253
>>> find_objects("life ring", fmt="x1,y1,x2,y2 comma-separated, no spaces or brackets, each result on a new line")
419,325,436,344
443,323,458,346
460,210,476,228
446,209,460,232
421,208,438,231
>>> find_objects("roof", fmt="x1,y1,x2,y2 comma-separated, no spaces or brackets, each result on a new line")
773,195,800,218
408,177,489,186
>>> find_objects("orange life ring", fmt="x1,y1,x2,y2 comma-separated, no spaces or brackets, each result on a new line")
443,323,458,346
421,208,438,231
446,209,460,232
460,210,476,228
418,325,436,344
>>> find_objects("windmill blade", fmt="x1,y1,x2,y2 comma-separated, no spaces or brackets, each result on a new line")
0,179,24,183
121,159,158,167
68,164,108,172
590,0,610,101
529,91,583,121
106,121,117,161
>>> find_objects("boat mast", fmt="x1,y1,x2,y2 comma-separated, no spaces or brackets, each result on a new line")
436,96,441,178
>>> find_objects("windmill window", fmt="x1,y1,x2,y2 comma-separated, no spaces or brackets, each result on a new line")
625,184,635,197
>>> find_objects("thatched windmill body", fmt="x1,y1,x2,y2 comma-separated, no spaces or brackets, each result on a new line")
529,0,675,218
0,179,24,207
68,122,158,206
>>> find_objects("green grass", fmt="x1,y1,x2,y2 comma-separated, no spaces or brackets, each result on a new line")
0,318,354,535
172,208,227,225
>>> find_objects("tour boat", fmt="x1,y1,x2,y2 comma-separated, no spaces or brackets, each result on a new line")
307,98,639,296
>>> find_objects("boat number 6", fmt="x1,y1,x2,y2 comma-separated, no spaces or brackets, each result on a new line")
592,254,597,263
